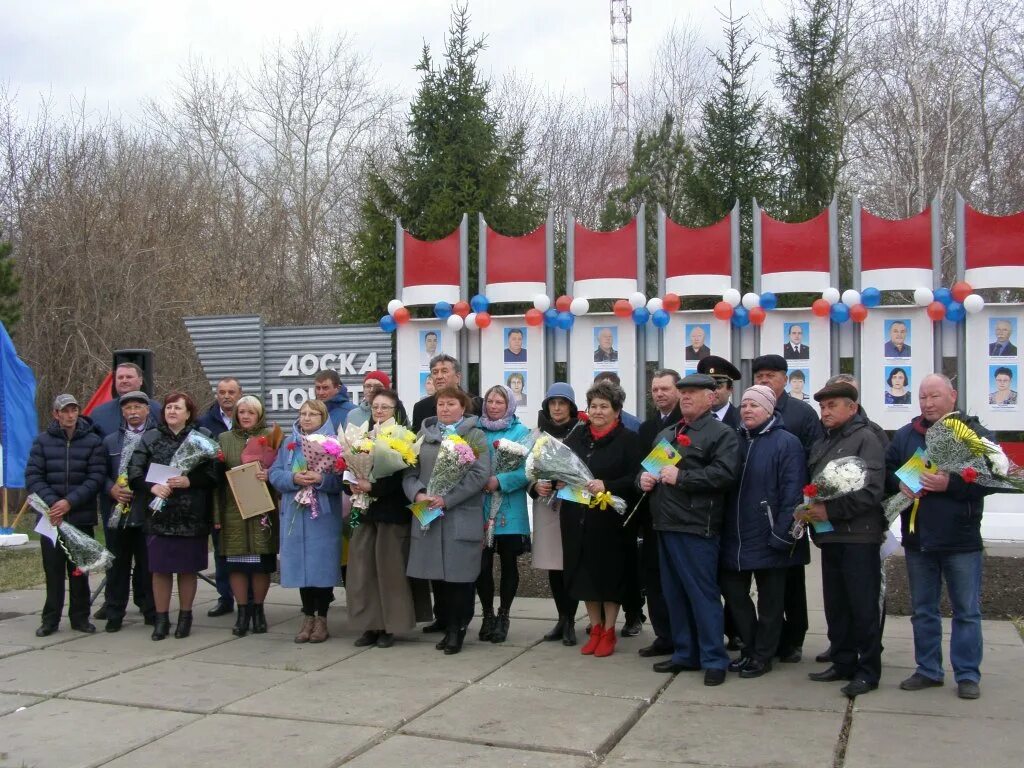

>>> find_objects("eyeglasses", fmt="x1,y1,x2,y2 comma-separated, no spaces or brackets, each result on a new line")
371,404,396,412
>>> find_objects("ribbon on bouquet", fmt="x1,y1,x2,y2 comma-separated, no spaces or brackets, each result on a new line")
589,491,614,511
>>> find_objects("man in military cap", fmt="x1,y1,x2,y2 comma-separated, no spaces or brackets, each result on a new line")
697,355,742,429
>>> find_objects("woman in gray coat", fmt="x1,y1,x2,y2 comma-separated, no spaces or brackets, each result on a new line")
404,386,490,655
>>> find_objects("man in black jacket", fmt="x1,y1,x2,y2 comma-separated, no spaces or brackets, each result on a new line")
804,381,887,698
410,355,480,433
640,373,739,686
25,394,106,636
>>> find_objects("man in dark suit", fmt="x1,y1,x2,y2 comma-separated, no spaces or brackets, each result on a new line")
410,354,481,433
783,324,810,360
989,319,1017,356
697,356,741,428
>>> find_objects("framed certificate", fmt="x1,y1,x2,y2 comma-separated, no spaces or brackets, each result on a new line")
226,461,275,519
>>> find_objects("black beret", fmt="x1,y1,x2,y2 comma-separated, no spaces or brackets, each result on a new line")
751,354,788,374
813,381,859,403
676,373,718,391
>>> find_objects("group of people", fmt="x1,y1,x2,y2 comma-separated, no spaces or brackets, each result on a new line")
25,350,990,698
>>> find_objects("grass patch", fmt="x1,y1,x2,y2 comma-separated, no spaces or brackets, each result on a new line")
0,548,44,591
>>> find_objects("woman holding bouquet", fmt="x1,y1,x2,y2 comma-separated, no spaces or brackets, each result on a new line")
403,386,490,655
214,395,283,636
269,399,344,644
476,385,531,643
539,379,641,658
127,392,219,641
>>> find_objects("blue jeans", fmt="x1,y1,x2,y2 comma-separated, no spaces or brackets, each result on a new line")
905,549,983,684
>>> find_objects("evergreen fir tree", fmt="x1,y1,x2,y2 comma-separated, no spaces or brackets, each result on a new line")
0,234,21,331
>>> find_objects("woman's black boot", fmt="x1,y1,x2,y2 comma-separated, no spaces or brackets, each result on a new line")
252,604,268,634
491,610,510,643
444,627,467,655
543,616,566,641
562,616,577,646
174,610,193,639
151,612,170,641
478,610,496,641
232,605,250,637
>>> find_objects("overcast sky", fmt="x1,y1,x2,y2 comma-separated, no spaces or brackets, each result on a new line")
3,0,786,119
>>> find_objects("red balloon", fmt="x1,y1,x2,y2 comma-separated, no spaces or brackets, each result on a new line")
453,301,471,318
525,308,543,326
613,299,633,318
662,293,681,312
749,307,767,326
951,281,973,304
392,306,411,325
926,301,946,322
713,301,734,321
475,311,491,329
555,294,573,312
811,298,831,317
849,304,868,323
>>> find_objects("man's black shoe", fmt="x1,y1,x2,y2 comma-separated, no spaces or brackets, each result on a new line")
900,673,943,691
105,618,123,633
35,625,57,637
422,620,445,634
777,647,802,663
206,600,234,617
957,680,980,699
653,659,700,674
620,618,644,637
704,668,727,686
815,646,832,663
638,642,673,658
71,621,96,634
93,604,109,620
841,679,878,698
808,666,852,682
143,614,156,626
739,659,772,679
728,656,751,673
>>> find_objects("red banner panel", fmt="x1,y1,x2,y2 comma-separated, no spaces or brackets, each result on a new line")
965,206,1024,269
574,219,638,281
861,208,932,271
761,209,830,275
403,229,460,287
665,216,731,277
486,223,546,284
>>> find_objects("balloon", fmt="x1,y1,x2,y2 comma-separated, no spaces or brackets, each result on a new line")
464,312,479,331
860,287,881,308
713,301,734,321
453,300,471,318
525,308,544,326
392,307,411,325
569,297,590,316
749,307,766,326
963,294,985,314
926,301,946,322
632,307,650,325
434,301,452,319
662,293,681,312
731,306,750,327
850,304,869,323
475,311,492,329
555,294,573,312
556,311,575,330
914,287,934,307
543,308,559,328
946,302,966,323
613,299,633,318
651,309,671,328
842,289,861,307
741,292,760,310
533,294,551,312
934,287,953,306
446,314,464,331
378,314,397,333
470,294,490,313
811,298,831,317
951,281,973,304
830,303,850,323
722,288,742,307
759,291,778,311
646,297,664,313
629,292,647,309
822,287,841,305
387,299,404,315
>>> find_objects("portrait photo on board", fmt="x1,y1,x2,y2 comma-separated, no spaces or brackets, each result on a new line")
989,317,1018,357
419,371,434,399
420,329,441,368
684,323,711,361
503,327,528,363
783,322,810,360
593,326,619,364
786,369,810,401
883,319,912,358
989,364,1018,407
884,366,912,406
505,371,527,407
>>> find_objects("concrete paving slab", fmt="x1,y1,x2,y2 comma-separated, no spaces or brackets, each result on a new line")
268,611,357,637
845,710,1024,768
0,691,41,716
225,668,465,729
400,682,644,757
344,733,591,768
404,616,558,649
606,700,843,768
0,613,82,648
321,636,524,683
183,631,367,671
0,649,151,695
0,588,43,615
262,585,307,606
601,761,734,768
485,640,668,700
0,642,31,660
102,713,383,768
66,658,298,713
0,698,198,768
51,622,233,660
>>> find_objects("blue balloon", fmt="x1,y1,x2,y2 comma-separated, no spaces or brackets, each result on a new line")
434,301,453,319
946,301,966,322
651,309,671,328
543,308,559,328
379,314,397,333
731,306,750,328
934,287,953,306
860,286,881,308
830,303,850,323
759,291,778,311
556,311,575,330
632,307,650,325
470,294,490,313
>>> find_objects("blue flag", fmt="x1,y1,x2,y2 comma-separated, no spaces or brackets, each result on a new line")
0,322,37,488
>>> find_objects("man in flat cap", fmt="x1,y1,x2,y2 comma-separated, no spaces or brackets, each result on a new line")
805,380,887,698
697,355,741,429
640,373,739,686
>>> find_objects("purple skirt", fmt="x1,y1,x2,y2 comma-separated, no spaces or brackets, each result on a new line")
147,535,209,574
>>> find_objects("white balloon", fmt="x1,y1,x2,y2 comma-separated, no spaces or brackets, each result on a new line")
646,297,663,313
464,312,479,331
629,292,647,309
533,294,551,312
446,314,464,331
741,292,760,310
569,297,590,316
963,293,985,314
821,287,841,305
723,288,742,307
387,299,405,315
841,289,861,307
913,287,934,307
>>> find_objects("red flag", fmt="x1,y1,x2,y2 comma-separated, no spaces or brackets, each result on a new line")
82,372,114,416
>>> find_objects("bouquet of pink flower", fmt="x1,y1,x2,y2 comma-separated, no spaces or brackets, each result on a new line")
290,433,347,522
412,434,479,530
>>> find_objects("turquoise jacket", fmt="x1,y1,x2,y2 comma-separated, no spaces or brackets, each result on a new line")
480,418,532,536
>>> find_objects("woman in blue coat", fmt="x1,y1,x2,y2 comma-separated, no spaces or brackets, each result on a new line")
476,385,532,643
720,385,807,678
269,399,343,644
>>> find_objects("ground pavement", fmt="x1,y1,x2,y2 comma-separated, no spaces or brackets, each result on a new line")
0,557,1021,768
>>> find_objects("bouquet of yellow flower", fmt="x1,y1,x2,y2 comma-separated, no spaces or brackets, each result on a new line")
371,423,419,480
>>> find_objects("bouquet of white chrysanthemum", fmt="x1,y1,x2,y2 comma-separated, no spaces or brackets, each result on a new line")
341,423,375,525
108,430,143,529
27,494,115,573
485,437,531,546
526,434,626,514
149,429,220,512
791,456,868,540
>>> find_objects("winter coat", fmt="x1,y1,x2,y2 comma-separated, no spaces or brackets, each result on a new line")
528,412,587,571
411,392,483,433
480,417,532,536
777,392,824,456
195,403,233,439
100,415,157,526
721,414,808,571
885,415,995,553
214,425,283,557
348,402,372,430
403,416,490,583
91,398,163,438
25,417,106,527
269,419,344,588
807,411,886,546
126,424,219,537
324,387,357,432
648,410,740,538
